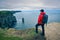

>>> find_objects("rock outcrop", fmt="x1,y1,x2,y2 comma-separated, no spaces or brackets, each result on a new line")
0,11,17,29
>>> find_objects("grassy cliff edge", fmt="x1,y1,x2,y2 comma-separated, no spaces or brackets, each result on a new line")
0,22,60,40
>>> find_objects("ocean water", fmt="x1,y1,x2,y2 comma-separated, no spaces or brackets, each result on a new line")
14,10,60,30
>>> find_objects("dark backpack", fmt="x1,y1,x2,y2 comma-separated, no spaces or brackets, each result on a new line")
42,14,48,24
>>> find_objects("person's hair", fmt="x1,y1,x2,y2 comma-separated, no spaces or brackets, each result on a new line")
40,9,44,12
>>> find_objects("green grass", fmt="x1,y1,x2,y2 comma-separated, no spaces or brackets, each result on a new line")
0,29,23,40
0,36,23,40
0,28,41,40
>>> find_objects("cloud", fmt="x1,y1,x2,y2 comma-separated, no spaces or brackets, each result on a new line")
0,0,60,10
40,0,60,8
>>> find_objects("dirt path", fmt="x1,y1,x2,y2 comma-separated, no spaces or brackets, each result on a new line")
34,22,60,40
45,23,60,40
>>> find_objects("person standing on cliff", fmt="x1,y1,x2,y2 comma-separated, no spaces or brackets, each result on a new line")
35,9,48,36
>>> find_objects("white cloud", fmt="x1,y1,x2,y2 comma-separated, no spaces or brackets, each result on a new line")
0,0,60,10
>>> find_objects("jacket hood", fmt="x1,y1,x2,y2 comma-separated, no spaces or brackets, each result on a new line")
40,12,45,15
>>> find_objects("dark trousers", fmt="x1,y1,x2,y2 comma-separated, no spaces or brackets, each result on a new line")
35,23,45,35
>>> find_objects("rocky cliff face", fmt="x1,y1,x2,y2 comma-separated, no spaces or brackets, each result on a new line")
0,11,17,29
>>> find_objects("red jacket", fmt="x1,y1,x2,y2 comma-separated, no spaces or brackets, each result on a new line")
38,12,46,24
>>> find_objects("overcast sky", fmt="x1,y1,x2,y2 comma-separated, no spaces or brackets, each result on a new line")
0,0,60,10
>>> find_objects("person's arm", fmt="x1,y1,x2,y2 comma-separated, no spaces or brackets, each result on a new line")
46,15,48,26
